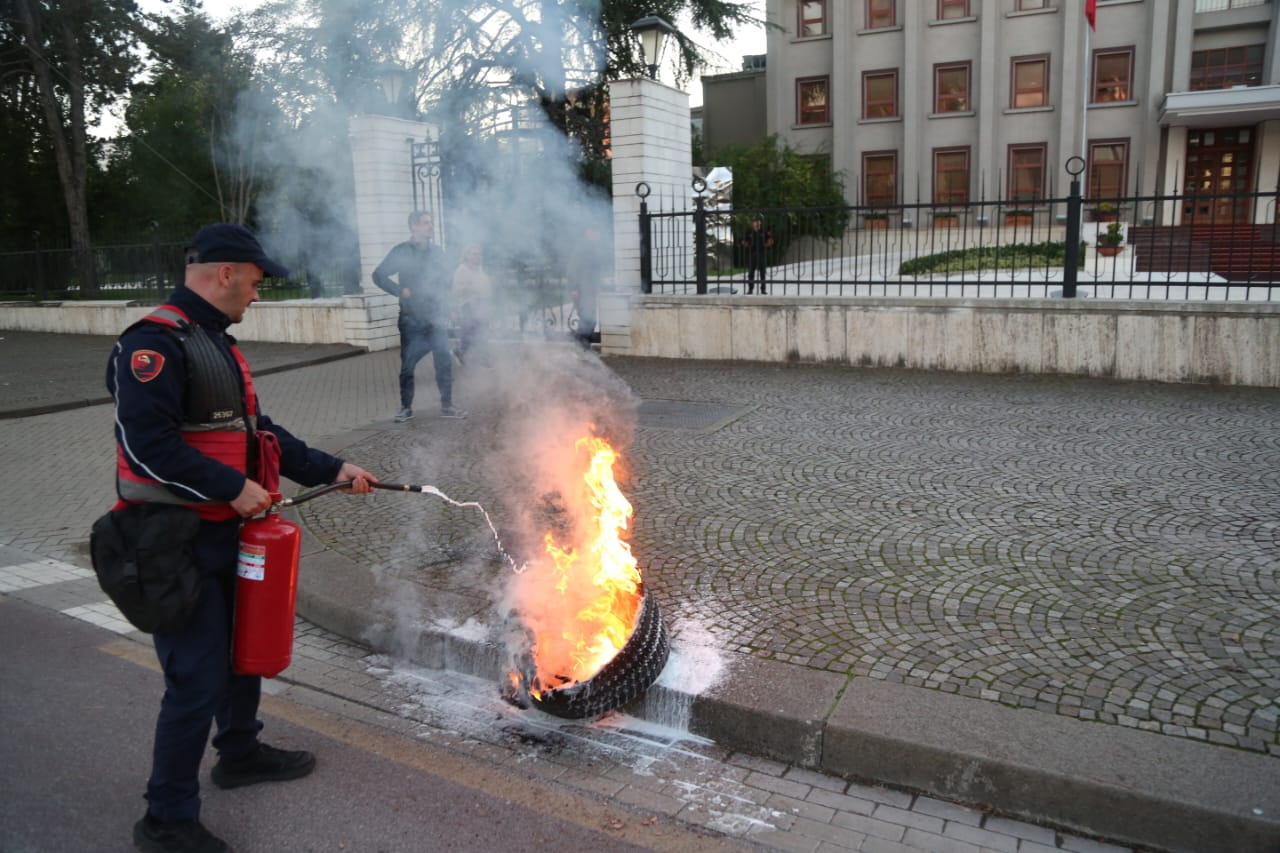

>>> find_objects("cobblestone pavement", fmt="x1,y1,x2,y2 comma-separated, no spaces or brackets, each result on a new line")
296,349,1280,757
3,330,1279,850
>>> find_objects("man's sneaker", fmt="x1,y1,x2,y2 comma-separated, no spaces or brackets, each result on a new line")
133,814,230,853
210,742,315,790
440,405,468,419
393,406,413,423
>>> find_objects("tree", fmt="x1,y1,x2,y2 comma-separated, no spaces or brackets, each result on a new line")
246,0,759,173
7,0,139,292
712,134,850,261
105,4,266,238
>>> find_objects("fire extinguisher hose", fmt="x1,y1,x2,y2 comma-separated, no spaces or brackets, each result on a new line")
275,481,442,508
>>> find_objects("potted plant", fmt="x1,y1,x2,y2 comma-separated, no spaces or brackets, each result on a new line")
862,211,889,230
932,210,960,228
1096,221,1124,257
1003,208,1034,227
1092,201,1119,222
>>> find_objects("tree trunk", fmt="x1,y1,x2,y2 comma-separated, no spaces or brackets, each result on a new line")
17,0,98,294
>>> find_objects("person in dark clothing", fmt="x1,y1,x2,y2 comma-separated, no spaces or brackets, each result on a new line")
568,224,608,349
107,223,377,853
372,210,466,421
740,215,774,294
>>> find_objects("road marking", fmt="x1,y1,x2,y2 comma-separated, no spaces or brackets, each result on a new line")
0,558,92,592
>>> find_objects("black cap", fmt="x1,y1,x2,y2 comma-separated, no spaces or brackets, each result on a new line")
187,224,290,279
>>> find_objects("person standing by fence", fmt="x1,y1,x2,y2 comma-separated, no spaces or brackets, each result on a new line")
373,211,467,422
740,215,774,295
451,242,493,366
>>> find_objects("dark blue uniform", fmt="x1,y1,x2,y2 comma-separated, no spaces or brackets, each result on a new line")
107,285,346,822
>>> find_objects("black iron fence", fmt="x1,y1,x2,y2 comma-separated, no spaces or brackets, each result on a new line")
0,239,352,302
639,177,1280,302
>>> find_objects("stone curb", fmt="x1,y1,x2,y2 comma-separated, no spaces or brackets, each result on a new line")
293,527,1280,853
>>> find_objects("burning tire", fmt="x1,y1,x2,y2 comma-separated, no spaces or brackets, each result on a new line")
529,587,669,719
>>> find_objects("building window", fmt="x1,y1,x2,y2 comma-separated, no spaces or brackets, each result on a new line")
797,77,830,125
934,63,971,113
1195,0,1268,9
1190,45,1265,90
1008,144,1046,203
933,147,970,205
799,0,827,37
863,152,898,207
938,0,969,19
863,70,898,119
867,0,896,29
1016,0,1048,9
1088,140,1128,199
1011,56,1048,108
1092,48,1134,103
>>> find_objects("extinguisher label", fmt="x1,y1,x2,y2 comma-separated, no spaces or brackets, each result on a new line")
237,543,267,581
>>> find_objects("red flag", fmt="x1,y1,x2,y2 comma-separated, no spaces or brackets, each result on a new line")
1085,0,1097,29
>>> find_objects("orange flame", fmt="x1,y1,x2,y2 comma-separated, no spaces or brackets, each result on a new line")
523,435,642,696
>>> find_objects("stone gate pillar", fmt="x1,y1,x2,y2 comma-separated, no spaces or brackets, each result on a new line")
345,113,441,351
603,77,692,354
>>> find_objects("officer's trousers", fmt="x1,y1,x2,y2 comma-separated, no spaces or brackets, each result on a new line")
145,519,262,822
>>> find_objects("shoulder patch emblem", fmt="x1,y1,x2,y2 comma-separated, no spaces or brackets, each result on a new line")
131,350,165,382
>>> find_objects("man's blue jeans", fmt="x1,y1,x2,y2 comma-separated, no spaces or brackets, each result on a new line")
399,317,452,409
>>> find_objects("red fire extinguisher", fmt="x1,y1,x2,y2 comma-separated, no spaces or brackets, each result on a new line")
232,493,301,678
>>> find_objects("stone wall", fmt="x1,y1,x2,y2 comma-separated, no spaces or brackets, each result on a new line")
623,295,1280,387
0,298,361,345
6,295,1277,387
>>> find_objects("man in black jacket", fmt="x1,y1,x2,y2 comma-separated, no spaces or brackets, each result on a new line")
108,223,377,853
372,210,466,421
740,214,774,295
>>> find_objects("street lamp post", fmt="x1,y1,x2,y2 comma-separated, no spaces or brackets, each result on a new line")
376,63,410,116
629,15,677,80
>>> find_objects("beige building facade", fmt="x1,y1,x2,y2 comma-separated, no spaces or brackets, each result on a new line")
764,0,1280,223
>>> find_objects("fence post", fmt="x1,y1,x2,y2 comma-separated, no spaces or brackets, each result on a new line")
1063,156,1085,299
637,182,652,294
693,176,708,295
149,221,163,300
32,230,45,300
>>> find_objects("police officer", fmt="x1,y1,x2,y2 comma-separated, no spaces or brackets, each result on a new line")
108,223,376,853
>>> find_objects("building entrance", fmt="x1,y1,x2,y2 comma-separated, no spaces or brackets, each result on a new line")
1183,126,1255,224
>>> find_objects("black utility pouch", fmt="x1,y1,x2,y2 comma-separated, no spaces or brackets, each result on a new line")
90,504,202,633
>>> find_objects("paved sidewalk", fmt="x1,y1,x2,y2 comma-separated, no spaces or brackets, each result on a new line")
2,329,1278,852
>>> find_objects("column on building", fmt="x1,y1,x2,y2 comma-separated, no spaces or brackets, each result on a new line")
346,113,439,351
605,77,692,354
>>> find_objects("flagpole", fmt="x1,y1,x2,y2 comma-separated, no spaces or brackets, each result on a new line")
1081,3,1091,170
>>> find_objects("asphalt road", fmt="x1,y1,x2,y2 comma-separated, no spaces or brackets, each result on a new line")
0,596,751,853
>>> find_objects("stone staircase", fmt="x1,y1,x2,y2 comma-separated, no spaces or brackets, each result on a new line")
1127,223,1280,282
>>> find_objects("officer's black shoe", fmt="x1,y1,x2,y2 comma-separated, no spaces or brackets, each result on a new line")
210,742,315,790
133,814,230,853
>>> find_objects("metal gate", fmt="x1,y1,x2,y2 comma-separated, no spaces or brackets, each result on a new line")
410,133,445,243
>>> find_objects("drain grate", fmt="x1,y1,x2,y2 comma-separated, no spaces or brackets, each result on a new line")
637,399,748,432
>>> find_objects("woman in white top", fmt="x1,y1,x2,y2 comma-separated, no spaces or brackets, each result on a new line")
451,243,493,365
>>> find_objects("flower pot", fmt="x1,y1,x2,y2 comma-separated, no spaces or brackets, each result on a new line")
933,214,960,229
1092,210,1119,223
1004,215,1033,227
864,218,888,230
1096,245,1124,257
